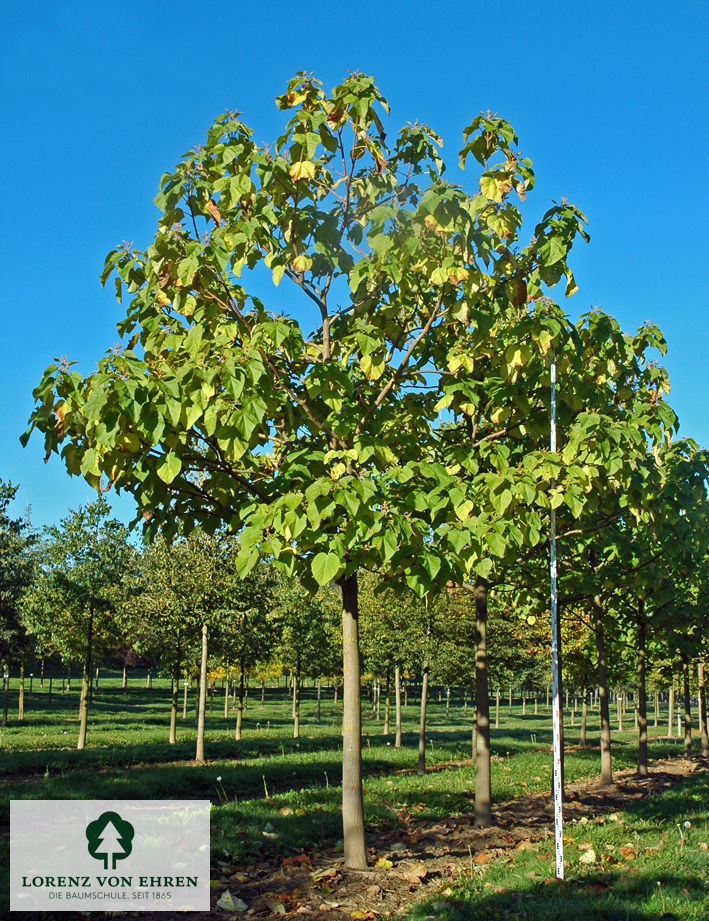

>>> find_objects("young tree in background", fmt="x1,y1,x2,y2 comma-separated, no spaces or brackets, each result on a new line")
21,497,134,749
0,480,36,726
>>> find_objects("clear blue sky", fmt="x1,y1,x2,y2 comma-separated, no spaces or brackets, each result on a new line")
2,1,708,528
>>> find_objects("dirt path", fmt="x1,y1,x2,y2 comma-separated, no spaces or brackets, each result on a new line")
99,754,704,921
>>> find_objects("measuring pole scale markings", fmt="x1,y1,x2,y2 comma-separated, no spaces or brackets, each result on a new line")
549,357,565,880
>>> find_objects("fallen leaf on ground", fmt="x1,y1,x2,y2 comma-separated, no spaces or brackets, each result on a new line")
579,849,596,864
282,854,313,871
375,857,393,869
217,890,248,912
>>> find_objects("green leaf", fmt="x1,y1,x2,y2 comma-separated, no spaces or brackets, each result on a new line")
485,530,507,557
157,453,182,484
311,551,341,586
474,557,493,579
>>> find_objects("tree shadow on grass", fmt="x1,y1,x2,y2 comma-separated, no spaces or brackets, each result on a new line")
409,870,706,921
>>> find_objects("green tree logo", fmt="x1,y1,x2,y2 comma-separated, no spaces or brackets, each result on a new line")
85,811,134,870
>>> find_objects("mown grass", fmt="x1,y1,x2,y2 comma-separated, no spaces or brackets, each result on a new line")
1,673,705,918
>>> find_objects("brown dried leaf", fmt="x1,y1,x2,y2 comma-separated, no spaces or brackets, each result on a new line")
207,199,221,226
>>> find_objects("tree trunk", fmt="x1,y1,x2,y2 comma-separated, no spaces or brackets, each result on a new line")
580,677,588,749
698,660,709,758
495,688,500,729
394,665,402,748
224,666,230,719
654,690,659,728
169,645,180,744
2,670,8,727
617,690,623,732
636,604,648,776
682,655,692,757
261,677,266,708
667,686,674,740
316,676,322,723
592,595,613,785
235,663,245,740
195,623,208,764
445,686,450,720
417,660,429,775
293,656,301,739
48,676,53,705
18,659,25,721
182,678,189,719
522,691,526,716
474,579,492,826
508,686,512,709
169,675,179,745
77,610,94,750
122,665,127,690
472,704,478,764
340,572,367,869
383,666,390,735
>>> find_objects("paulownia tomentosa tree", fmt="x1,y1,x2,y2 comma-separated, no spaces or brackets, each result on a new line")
24,72,589,866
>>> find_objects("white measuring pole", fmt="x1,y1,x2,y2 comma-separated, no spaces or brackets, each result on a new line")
550,358,564,879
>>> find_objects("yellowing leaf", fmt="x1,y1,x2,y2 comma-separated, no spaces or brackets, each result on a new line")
360,354,385,381
292,254,313,273
290,160,316,181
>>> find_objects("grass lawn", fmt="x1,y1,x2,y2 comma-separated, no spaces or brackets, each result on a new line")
1,673,706,919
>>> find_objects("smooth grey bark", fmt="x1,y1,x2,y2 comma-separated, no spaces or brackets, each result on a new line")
18,659,25,721
195,623,208,763
77,610,94,750
667,686,675,739
474,579,491,826
682,655,692,757
383,666,390,735
417,661,429,775
2,671,8,726
224,666,230,719
592,595,613,785
293,655,301,739
340,572,367,869
636,604,648,775
169,645,181,744
235,662,245,740
394,665,402,748
579,677,588,749
699,660,709,757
